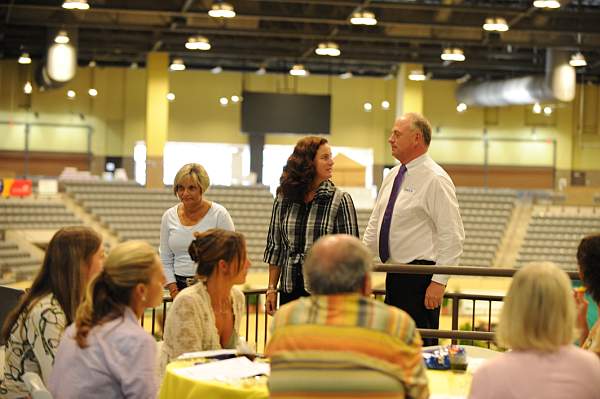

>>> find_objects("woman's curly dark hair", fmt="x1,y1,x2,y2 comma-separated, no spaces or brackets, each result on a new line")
577,234,600,304
277,136,328,202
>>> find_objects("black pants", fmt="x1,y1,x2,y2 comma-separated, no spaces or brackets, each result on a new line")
174,274,194,292
384,260,440,347
279,267,310,306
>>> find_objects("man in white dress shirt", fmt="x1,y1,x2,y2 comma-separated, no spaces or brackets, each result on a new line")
363,112,464,346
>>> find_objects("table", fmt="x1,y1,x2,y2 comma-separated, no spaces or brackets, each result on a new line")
159,360,269,399
159,346,498,399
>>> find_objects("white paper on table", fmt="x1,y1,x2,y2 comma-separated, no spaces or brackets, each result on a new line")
173,356,271,381
177,349,237,360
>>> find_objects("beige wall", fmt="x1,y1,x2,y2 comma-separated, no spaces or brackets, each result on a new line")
421,80,579,171
1,59,600,181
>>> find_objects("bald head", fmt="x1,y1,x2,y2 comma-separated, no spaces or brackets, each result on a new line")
303,234,372,295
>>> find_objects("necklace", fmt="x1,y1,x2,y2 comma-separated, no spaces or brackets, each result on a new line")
212,298,232,315
180,201,208,224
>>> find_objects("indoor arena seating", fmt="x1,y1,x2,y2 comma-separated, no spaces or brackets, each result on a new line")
455,187,518,267
64,181,274,270
0,239,41,283
0,198,81,281
516,205,600,271
0,197,82,230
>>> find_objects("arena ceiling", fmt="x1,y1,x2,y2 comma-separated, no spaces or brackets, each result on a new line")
2,0,600,81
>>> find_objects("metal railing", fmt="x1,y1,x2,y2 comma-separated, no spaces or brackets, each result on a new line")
142,263,581,351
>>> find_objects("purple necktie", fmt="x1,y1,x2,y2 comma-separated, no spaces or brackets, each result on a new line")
379,164,407,263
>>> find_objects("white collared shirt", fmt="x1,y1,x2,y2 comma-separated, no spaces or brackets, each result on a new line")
363,153,464,285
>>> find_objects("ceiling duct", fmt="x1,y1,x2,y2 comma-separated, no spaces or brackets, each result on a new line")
455,49,576,107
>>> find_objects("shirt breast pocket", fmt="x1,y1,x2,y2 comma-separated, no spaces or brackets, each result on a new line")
393,190,422,221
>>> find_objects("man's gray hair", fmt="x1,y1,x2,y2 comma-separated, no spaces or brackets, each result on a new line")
303,235,372,295
405,112,432,146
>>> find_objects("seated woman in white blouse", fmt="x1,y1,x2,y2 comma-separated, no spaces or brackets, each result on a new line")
159,229,250,372
49,241,166,399
469,262,600,399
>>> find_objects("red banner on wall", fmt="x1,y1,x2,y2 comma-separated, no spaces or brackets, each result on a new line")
1,179,33,197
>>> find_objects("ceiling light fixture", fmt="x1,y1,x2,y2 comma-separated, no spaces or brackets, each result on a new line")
363,102,373,112
315,42,341,57
169,58,186,71
350,10,377,26
533,0,561,8
208,1,236,18
18,52,32,64
483,17,509,32
88,88,98,97
230,95,240,103
23,81,33,94
339,71,353,79
381,100,390,110
456,103,468,112
219,97,229,106
211,66,223,74
441,48,466,62
185,36,211,51
408,70,426,81
54,30,70,44
166,92,176,102
543,106,553,115
569,52,587,67
532,103,542,114
289,64,308,77
67,90,76,99
62,0,90,10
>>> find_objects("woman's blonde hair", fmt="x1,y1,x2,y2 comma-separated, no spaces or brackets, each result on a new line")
497,262,575,352
173,163,210,196
74,241,158,348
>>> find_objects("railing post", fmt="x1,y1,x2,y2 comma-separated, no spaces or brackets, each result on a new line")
451,296,459,345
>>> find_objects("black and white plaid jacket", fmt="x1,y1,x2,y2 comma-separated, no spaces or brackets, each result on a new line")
263,180,359,293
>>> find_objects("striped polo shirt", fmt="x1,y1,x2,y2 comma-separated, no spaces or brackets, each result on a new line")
266,293,429,399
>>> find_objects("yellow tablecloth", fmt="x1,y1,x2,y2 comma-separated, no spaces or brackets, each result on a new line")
428,369,472,397
159,360,269,399
160,360,474,399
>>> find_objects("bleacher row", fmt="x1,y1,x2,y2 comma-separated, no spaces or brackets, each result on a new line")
1,181,598,282
0,240,40,284
515,206,600,270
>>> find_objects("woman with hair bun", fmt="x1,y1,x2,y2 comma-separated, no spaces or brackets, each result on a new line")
264,136,359,315
48,241,166,399
159,228,250,371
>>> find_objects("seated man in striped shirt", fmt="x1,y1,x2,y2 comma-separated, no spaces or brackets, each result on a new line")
265,234,429,399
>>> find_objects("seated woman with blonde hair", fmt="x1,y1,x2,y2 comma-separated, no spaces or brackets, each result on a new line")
469,262,600,399
48,241,166,399
160,228,250,370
